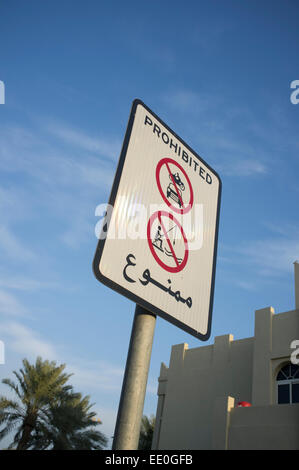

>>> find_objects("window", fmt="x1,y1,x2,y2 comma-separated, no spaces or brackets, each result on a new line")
276,363,299,404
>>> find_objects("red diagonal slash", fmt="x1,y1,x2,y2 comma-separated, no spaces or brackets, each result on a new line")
158,211,180,268
165,162,184,209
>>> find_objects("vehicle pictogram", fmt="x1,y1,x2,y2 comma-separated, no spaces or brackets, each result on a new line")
156,158,194,214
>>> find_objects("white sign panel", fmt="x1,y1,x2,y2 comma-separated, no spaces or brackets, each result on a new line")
93,100,221,340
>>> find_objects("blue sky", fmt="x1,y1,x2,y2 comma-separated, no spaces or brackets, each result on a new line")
0,0,298,447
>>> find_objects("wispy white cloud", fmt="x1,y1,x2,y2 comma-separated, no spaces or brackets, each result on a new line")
0,321,57,360
0,225,36,262
0,276,59,291
223,236,299,276
162,88,269,177
233,279,257,291
46,123,121,162
0,319,127,395
0,186,20,213
262,221,299,238
237,238,299,275
0,123,116,190
190,21,233,53
67,358,157,396
0,120,118,249
163,90,209,113
0,290,28,317
215,158,267,176
67,359,124,394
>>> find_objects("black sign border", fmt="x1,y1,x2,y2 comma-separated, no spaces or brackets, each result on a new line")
93,99,222,341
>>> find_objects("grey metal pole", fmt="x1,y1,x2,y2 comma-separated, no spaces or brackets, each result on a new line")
112,304,156,450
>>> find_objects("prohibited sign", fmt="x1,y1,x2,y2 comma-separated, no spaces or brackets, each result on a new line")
147,210,189,273
93,99,222,341
156,158,194,214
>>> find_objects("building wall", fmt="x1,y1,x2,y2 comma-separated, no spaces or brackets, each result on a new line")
152,274,299,450
153,335,254,449
228,404,299,450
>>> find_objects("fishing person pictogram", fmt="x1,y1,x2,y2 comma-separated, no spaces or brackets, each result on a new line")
152,222,183,263
147,211,189,273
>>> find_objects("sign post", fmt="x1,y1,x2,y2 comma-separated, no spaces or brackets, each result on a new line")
93,99,221,449
112,305,156,450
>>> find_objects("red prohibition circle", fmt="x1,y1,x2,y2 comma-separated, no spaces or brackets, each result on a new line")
156,158,194,215
147,210,189,273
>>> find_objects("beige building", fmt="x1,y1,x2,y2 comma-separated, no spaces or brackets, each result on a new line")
152,262,299,450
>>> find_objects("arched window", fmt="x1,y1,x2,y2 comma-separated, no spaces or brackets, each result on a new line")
276,363,299,404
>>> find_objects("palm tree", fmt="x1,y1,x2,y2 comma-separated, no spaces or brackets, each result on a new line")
0,357,72,449
30,392,108,450
138,414,155,450
0,357,107,450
